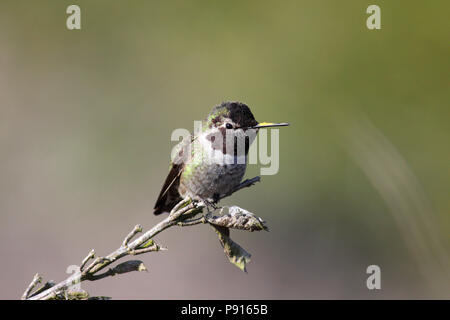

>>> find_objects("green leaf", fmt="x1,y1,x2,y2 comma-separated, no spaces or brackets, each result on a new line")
113,260,148,274
140,239,154,248
212,225,251,272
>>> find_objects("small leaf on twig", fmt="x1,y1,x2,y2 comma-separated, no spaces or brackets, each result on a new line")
65,289,89,300
212,225,251,272
139,239,155,248
113,260,148,274
207,206,269,231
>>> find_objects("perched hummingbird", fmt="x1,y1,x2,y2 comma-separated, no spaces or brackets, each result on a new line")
154,101,288,215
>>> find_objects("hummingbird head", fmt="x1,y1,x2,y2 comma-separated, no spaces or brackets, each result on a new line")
205,101,289,131
202,101,289,157
205,101,258,131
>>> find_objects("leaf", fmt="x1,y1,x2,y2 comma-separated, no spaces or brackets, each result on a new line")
65,289,89,300
139,239,155,248
206,206,269,231
212,225,251,272
112,260,148,274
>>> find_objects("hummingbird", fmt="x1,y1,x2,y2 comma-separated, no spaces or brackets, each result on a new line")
154,101,288,215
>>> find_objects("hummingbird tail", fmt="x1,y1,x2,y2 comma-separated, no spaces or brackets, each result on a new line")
153,179,183,215
154,195,182,215
154,163,183,215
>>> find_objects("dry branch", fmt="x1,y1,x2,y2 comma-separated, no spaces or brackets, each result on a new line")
23,176,265,300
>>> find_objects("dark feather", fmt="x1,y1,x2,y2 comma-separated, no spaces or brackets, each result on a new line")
153,134,194,215
153,163,183,215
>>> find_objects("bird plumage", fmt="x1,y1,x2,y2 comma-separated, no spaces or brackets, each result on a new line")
154,101,258,215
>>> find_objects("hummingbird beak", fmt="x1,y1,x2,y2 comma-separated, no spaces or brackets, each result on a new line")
250,122,290,129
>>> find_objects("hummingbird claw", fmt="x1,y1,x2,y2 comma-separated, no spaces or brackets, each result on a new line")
203,199,218,212
212,193,221,204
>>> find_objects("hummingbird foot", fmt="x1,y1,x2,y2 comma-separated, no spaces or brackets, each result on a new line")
212,193,221,204
202,199,219,213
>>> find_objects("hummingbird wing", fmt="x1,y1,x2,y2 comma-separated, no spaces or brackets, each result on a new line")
153,162,183,215
153,135,194,215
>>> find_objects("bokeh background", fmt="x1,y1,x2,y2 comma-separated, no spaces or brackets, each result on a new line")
1,1,449,299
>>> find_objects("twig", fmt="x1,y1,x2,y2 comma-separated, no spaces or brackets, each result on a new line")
21,273,41,300
24,176,261,300
122,224,143,247
128,245,167,255
177,216,207,227
80,249,95,271
28,281,56,298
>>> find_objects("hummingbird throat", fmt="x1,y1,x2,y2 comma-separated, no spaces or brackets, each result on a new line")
183,120,257,166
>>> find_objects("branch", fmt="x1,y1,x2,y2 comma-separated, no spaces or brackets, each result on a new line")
23,176,263,300
21,273,41,300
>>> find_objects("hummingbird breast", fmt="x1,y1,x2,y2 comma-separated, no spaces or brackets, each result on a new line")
179,161,247,201
178,131,248,202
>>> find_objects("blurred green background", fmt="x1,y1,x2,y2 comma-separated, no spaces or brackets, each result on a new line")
0,1,449,299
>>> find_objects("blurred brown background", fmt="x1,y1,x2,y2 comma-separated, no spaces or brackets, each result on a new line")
0,1,449,299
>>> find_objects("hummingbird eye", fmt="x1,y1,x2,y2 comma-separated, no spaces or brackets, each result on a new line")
226,123,233,129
